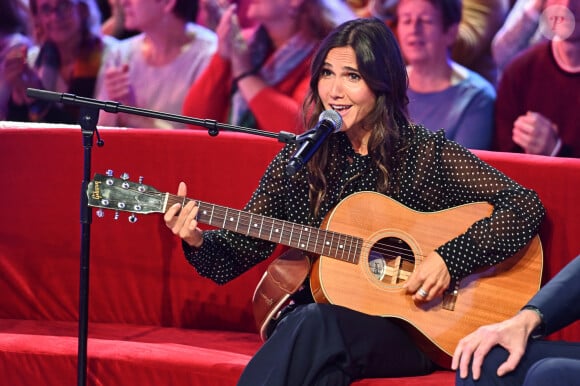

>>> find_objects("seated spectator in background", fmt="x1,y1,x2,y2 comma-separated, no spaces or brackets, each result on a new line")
0,0,32,120
493,0,580,158
492,0,547,78
396,0,496,150
366,0,509,86
96,0,216,129
453,254,580,386
182,0,355,134
2,0,115,124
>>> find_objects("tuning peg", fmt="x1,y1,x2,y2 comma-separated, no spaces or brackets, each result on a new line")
128,214,138,223
137,176,146,192
106,169,114,176
95,209,105,218
120,172,130,181
114,211,120,220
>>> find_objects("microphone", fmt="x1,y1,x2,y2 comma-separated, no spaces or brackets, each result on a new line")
286,109,342,176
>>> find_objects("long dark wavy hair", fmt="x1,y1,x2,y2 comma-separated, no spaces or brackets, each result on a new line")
302,18,410,217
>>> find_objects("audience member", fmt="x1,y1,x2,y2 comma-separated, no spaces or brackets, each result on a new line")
493,0,580,157
0,0,32,120
369,0,509,85
2,0,115,124
396,0,495,149
182,0,355,134
453,254,580,386
492,0,547,77
96,0,217,129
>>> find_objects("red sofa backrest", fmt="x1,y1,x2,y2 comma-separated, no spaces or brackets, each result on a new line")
1,127,579,340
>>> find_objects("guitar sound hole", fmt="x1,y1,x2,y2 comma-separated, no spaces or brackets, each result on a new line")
368,237,414,285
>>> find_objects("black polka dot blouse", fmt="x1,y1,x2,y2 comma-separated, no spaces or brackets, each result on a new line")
184,124,545,286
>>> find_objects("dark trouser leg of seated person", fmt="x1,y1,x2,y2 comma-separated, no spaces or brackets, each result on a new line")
523,358,580,386
237,303,435,386
456,341,580,386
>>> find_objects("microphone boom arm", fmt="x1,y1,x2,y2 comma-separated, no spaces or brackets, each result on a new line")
25,88,298,144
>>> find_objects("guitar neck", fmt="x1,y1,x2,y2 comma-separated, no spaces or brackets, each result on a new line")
166,194,361,264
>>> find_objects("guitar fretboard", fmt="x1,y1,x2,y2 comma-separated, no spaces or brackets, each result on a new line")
167,195,362,264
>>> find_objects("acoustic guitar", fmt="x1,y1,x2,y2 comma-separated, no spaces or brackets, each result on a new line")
87,173,543,368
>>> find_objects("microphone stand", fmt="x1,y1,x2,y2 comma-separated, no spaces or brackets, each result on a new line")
25,88,299,386
26,88,298,142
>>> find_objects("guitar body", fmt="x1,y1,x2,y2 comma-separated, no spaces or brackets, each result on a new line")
309,191,543,368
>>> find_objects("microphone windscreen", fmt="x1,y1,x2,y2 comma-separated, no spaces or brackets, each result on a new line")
319,109,343,132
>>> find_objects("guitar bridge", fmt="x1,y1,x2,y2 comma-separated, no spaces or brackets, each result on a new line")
442,287,458,311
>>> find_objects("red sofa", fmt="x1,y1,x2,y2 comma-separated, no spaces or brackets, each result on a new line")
1,125,579,386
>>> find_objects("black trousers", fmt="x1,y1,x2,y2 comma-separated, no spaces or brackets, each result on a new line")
237,303,435,386
456,339,580,386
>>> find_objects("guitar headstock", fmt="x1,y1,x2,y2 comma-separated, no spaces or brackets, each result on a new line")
87,172,165,221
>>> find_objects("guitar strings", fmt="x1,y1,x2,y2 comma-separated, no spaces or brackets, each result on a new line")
100,184,424,262
169,195,421,262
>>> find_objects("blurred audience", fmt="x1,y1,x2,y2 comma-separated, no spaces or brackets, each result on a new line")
493,0,580,157
397,0,495,149
182,0,355,134
343,0,374,17
198,0,254,31
367,0,509,85
96,0,217,129
492,0,547,78
450,0,509,86
366,0,398,21
1,0,32,120
1,0,115,123
99,0,138,40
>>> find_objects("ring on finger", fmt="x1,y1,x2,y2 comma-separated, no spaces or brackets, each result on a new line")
417,287,428,298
